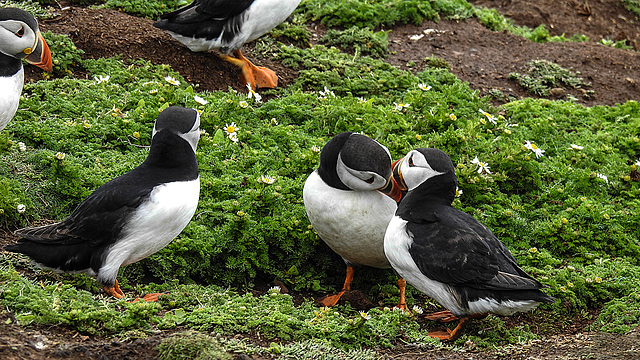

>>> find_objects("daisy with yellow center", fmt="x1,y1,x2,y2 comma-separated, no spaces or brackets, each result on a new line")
418,83,431,91
524,140,545,158
164,76,180,86
569,144,584,151
471,156,491,174
258,175,276,185
246,83,262,103
239,100,249,109
394,102,410,111
478,108,497,124
224,122,239,135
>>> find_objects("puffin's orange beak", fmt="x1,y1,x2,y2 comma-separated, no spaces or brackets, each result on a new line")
392,157,407,191
25,32,53,72
379,174,402,202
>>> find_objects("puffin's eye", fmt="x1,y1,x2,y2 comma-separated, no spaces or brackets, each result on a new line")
408,155,415,166
16,27,25,37
365,177,374,184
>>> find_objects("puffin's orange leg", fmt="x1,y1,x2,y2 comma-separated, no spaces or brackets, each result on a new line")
395,278,409,311
219,49,278,89
424,310,459,322
428,316,470,341
104,279,125,299
317,265,354,307
427,313,488,341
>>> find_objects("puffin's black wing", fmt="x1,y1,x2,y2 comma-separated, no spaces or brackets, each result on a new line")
154,0,255,41
158,0,254,23
12,173,153,247
407,206,543,291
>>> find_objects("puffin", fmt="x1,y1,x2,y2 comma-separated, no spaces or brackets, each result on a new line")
303,132,406,308
384,148,554,340
0,7,53,131
153,0,301,90
5,106,201,301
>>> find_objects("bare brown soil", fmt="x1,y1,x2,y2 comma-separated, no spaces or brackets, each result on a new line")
6,1,640,359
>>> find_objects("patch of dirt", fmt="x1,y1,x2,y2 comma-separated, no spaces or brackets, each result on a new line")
8,1,640,359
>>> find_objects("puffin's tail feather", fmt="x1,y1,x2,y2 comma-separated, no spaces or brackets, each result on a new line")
4,241,99,273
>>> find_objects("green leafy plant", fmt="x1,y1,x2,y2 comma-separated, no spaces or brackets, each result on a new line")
41,32,85,76
508,59,590,96
320,26,390,58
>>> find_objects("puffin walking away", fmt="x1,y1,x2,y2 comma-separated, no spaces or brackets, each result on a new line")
5,106,201,301
384,148,554,340
153,0,301,90
303,132,406,308
0,7,53,131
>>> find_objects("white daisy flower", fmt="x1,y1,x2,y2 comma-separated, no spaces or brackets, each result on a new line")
164,76,180,86
258,175,276,185
194,95,208,105
246,83,262,103
417,83,432,91
394,102,410,111
471,156,491,174
93,75,110,84
319,86,335,98
596,173,608,183
17,204,26,213
524,140,545,158
569,144,584,150
478,109,497,124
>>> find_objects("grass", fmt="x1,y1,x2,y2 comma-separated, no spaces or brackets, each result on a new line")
1,0,640,355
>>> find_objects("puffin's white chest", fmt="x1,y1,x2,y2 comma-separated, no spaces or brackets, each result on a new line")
384,216,460,310
0,67,24,131
97,178,200,283
303,171,396,268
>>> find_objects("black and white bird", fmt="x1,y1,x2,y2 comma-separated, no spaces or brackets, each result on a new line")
0,7,52,131
153,0,301,90
5,106,201,300
384,148,554,340
303,132,405,308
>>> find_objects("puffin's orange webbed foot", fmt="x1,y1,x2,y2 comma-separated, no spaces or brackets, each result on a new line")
104,279,125,299
220,50,278,89
316,265,354,307
130,292,165,303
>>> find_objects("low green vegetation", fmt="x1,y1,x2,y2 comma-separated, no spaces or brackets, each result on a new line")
1,0,639,354
509,59,591,97
622,0,640,20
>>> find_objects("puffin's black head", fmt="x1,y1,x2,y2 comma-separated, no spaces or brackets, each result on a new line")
0,7,52,71
393,148,457,203
152,106,201,153
318,132,401,201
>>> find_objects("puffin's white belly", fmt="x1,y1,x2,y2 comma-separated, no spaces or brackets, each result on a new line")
97,177,200,284
0,67,24,131
303,171,396,268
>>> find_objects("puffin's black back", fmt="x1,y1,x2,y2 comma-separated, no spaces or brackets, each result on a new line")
153,0,254,42
5,107,200,273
